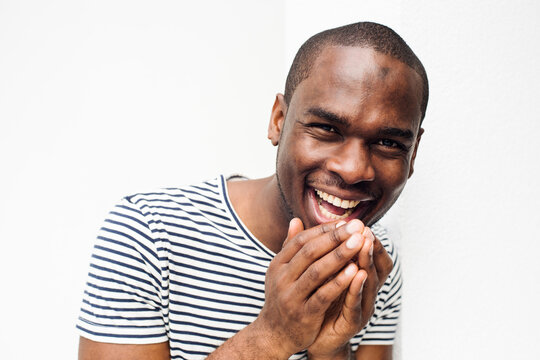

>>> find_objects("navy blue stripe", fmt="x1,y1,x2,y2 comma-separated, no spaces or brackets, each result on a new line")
169,270,264,295
170,290,262,309
170,261,265,287
79,316,164,329
204,180,218,188
89,263,162,292
168,246,266,277
174,301,259,317
366,322,398,327
86,281,166,305
168,319,241,334
200,208,229,221
80,308,162,321
171,280,264,302
160,221,247,246
94,244,144,266
169,310,250,326
167,230,269,263
182,188,222,204
384,281,402,305
83,299,158,313
146,212,239,233
87,272,161,299
77,325,166,339
110,210,149,232
138,204,239,233
85,290,151,304
169,329,227,342
91,254,161,291
190,184,220,196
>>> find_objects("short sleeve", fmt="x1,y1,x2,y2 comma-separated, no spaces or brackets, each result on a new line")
350,223,402,350
76,197,169,344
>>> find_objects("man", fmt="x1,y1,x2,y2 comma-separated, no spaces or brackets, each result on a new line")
77,22,428,359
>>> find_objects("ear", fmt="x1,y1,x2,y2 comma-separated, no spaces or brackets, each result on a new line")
267,93,288,146
408,127,424,178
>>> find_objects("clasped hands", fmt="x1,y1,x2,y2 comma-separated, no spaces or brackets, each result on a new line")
255,218,393,360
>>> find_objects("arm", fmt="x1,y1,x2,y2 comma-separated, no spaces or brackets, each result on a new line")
355,345,392,360
79,338,170,360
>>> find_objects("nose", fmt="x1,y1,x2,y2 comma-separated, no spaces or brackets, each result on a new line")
325,139,375,185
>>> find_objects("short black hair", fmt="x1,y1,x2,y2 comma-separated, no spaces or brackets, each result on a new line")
284,22,429,122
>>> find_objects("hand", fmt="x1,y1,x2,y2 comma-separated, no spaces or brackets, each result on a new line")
252,218,368,358
307,224,394,360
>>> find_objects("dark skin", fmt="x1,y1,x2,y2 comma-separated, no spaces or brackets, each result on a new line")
79,45,423,360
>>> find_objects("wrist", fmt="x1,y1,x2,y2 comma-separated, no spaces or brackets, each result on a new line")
249,317,295,359
308,343,351,360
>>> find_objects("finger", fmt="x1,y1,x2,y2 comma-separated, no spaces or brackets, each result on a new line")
357,235,379,320
340,269,368,326
294,229,365,298
364,228,393,291
304,262,358,315
281,218,304,250
286,220,364,283
276,218,337,263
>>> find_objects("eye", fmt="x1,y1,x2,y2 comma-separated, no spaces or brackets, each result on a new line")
379,139,399,148
310,123,337,133
377,138,408,151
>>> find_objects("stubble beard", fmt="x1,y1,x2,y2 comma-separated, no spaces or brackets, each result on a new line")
275,149,295,222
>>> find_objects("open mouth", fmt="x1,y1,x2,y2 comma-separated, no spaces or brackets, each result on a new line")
310,187,371,223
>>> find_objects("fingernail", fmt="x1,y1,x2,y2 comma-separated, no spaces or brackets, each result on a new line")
336,220,346,228
345,263,356,276
345,220,362,234
363,227,374,241
346,233,361,249
369,243,374,256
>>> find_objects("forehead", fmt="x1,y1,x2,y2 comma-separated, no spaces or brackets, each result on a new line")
291,46,423,130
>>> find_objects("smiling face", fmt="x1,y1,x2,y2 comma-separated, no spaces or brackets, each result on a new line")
268,46,424,229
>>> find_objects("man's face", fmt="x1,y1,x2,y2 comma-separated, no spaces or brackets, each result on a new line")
269,46,424,229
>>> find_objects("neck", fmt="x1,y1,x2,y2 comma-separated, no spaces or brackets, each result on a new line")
226,175,290,254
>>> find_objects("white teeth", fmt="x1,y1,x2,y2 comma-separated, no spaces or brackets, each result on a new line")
314,189,360,209
319,203,353,220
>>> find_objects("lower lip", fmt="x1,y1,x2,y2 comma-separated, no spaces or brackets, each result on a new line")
308,188,370,224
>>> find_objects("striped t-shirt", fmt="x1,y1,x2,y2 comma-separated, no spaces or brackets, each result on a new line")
77,175,402,359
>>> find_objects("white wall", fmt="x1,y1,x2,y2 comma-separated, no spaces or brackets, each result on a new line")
1,1,539,359
0,1,284,357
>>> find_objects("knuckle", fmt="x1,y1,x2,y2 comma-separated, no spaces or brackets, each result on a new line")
306,265,321,282
294,232,309,247
320,223,332,234
333,246,345,261
314,291,328,305
332,275,344,289
328,229,341,246
300,244,316,260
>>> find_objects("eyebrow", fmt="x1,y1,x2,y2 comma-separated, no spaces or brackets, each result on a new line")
305,107,351,127
378,127,414,139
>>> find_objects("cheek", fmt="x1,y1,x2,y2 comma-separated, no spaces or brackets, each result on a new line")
375,158,411,192
285,134,323,171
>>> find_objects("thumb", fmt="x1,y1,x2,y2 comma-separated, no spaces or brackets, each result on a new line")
282,217,304,249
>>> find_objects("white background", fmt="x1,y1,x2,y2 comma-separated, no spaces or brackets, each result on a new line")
1,1,539,359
